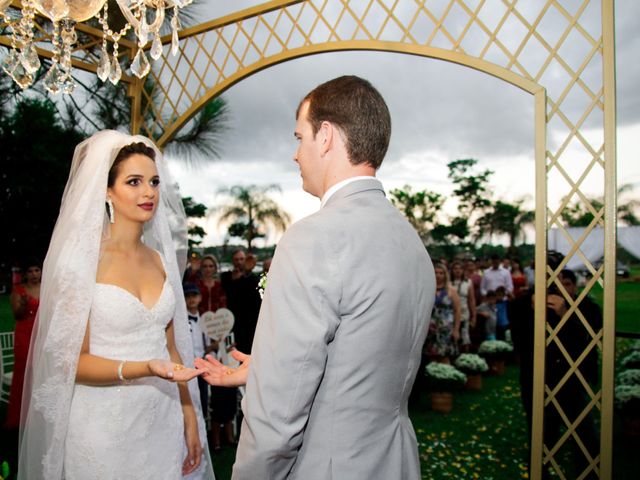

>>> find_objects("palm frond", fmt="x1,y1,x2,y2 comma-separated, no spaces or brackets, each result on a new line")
166,97,230,165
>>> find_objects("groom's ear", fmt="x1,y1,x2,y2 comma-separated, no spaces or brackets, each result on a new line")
318,121,333,156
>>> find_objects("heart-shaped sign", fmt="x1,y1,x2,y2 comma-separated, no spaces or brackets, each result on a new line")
201,308,235,342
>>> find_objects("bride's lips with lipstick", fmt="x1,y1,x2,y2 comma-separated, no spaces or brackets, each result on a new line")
138,202,154,211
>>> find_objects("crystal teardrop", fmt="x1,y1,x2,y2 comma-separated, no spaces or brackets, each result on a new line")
150,34,162,60
43,64,62,94
171,27,179,56
109,56,122,85
12,62,34,89
97,50,111,82
138,17,149,46
21,44,41,74
1,50,20,76
63,77,75,94
130,49,150,78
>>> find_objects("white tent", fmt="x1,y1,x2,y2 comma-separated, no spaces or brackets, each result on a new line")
547,226,640,270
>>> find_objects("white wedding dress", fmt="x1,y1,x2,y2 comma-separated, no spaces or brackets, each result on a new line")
64,270,185,479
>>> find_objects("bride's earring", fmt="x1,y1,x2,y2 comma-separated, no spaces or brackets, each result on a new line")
106,197,115,224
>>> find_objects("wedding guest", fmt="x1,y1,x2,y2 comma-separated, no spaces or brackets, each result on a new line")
465,258,482,302
262,257,272,274
524,259,535,287
221,249,261,354
450,260,476,353
194,255,226,314
183,283,215,414
495,286,510,341
18,131,213,479
4,260,41,430
511,259,528,298
183,251,202,283
425,263,461,364
197,75,435,480
183,281,234,452
477,290,498,340
480,254,514,297
511,257,600,479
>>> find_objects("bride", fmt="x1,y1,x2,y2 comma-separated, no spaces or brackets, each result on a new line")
18,131,215,479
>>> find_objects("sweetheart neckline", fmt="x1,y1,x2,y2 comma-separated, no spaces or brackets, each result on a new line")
95,276,169,311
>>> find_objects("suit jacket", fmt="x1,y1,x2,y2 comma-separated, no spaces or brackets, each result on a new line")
232,178,435,480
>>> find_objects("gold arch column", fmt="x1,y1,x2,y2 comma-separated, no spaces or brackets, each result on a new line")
137,2,616,479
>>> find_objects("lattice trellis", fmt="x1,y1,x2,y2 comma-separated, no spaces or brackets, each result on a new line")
0,1,617,478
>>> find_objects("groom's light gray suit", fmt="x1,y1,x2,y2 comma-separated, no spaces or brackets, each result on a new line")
232,178,435,480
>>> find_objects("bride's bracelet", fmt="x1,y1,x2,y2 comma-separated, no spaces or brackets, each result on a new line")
117,360,132,384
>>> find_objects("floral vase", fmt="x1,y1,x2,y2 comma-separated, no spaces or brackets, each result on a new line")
430,392,453,413
465,373,482,391
488,358,506,375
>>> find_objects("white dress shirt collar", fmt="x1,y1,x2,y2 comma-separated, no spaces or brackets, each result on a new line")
320,176,376,208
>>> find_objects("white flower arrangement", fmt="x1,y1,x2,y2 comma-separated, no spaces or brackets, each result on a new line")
621,351,640,369
614,384,640,413
617,369,640,386
454,353,489,374
425,362,467,391
478,340,514,357
258,273,267,299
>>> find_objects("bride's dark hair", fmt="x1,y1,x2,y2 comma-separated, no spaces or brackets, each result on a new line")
108,142,156,187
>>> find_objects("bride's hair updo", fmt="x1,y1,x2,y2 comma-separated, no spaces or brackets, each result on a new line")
108,142,156,187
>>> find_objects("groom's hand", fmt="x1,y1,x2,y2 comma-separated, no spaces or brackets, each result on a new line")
194,350,250,387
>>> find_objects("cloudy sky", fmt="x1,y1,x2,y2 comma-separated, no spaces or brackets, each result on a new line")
166,0,640,246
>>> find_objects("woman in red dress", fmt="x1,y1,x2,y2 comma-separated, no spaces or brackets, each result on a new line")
193,255,226,314
5,261,41,429
511,259,529,298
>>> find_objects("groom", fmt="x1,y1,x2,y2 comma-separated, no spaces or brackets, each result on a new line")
201,76,435,479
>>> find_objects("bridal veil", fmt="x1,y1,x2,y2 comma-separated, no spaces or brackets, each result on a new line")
17,130,214,479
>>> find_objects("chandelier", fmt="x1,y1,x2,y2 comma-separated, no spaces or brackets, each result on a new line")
0,0,192,94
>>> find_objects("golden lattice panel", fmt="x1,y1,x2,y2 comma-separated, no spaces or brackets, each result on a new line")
143,2,612,479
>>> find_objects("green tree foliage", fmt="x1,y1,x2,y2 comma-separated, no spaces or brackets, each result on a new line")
561,184,640,227
477,199,534,247
0,98,84,274
216,185,291,251
182,196,207,248
388,185,444,243
447,158,493,216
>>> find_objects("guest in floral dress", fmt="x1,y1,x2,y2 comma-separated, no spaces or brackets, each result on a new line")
425,263,461,364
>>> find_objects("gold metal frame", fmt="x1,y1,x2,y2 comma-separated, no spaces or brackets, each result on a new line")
1,1,616,478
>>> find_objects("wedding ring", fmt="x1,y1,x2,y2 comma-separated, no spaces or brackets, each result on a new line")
173,364,185,371
225,369,234,376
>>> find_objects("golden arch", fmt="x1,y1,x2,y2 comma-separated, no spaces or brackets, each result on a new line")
133,2,616,478
153,44,544,147
3,1,614,478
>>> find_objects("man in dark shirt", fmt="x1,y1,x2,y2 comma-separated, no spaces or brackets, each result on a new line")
221,249,262,353
510,259,601,479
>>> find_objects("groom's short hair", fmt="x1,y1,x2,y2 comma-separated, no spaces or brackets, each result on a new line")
297,75,391,169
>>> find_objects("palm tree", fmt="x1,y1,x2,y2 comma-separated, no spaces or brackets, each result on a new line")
216,185,292,251
477,199,534,246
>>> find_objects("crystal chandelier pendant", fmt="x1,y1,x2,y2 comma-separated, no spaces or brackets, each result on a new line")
109,55,122,85
97,48,111,82
43,63,63,94
1,50,20,76
171,12,180,56
150,33,163,60
130,48,150,78
12,61,34,89
63,75,75,94
21,43,41,74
